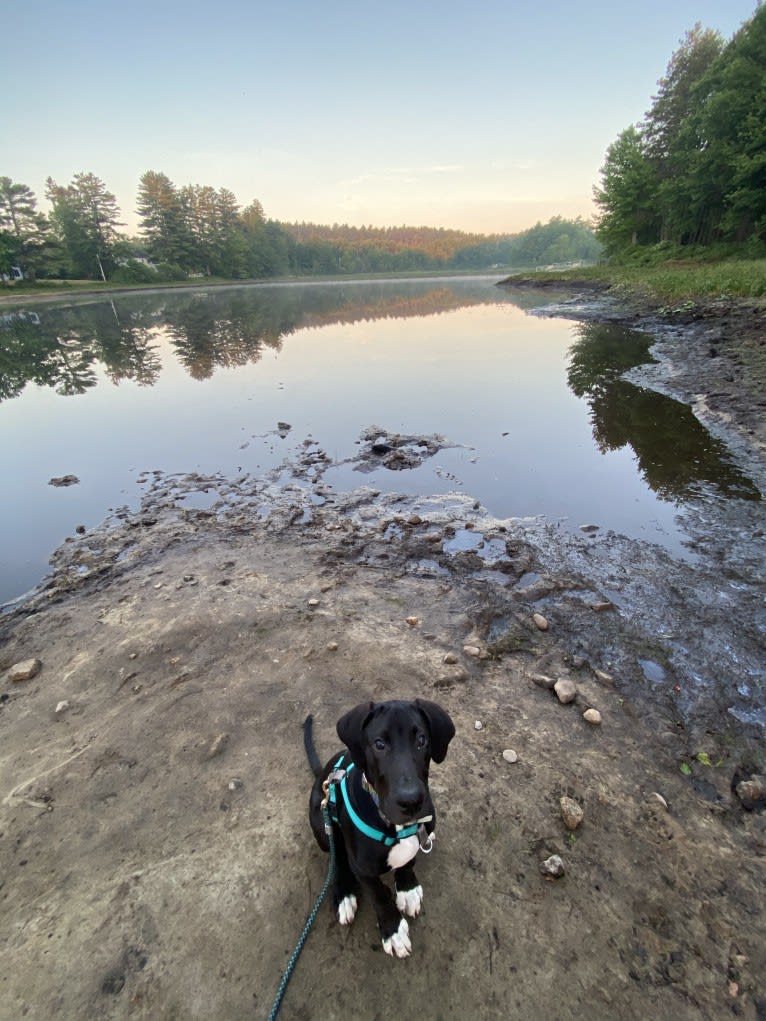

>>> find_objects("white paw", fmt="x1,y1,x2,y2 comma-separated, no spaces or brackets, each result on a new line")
382,917,411,958
337,894,358,926
396,884,424,918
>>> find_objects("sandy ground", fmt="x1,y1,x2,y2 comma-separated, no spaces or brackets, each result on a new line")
1,293,765,1021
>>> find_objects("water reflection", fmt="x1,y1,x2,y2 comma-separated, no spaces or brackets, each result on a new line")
0,281,494,396
567,321,760,502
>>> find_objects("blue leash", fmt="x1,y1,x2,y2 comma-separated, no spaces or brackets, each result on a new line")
266,803,336,1020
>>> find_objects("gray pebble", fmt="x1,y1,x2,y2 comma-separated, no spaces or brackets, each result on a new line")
539,854,566,878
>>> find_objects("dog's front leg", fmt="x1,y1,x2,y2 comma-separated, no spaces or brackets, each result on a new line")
360,876,411,958
394,863,424,918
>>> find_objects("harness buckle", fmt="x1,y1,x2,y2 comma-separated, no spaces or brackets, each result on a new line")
320,768,347,810
418,824,435,854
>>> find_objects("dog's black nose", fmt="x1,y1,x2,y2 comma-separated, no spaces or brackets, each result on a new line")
396,783,425,817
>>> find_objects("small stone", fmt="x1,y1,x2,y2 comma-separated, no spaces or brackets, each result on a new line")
408,514,423,525
8,658,42,683
532,613,549,631
207,733,229,759
735,776,765,809
530,672,556,690
406,616,419,627
463,645,481,658
590,601,613,612
48,474,80,487
583,708,602,725
307,598,320,607
228,778,244,791
474,720,483,731
579,523,599,532
594,669,614,686
554,678,577,704
75,524,86,535
326,641,339,651
425,532,442,544
539,854,565,878
650,792,668,810
55,700,70,715
560,796,584,830
443,652,459,664
502,749,518,763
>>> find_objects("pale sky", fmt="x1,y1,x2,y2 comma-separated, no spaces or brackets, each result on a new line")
3,1,758,236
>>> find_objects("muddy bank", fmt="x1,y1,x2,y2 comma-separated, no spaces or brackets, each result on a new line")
1,442,765,1019
3,278,766,1019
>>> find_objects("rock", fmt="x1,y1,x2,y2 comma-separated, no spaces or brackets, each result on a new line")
560,796,584,830
583,708,602,725
650,792,669,810
207,733,229,759
8,658,42,682
228,778,244,791
502,749,518,763
406,616,419,627
590,601,613,612
554,679,577,704
371,436,392,454
277,421,292,437
594,669,614,686
532,613,549,631
579,523,599,532
530,672,556,690
307,598,320,607
55,699,70,715
326,641,339,651
539,854,565,878
735,776,765,810
474,720,483,731
463,645,481,658
48,474,80,487
443,652,459,664
408,514,423,525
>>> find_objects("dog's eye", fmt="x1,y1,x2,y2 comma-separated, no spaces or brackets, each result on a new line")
374,738,386,752
416,733,427,749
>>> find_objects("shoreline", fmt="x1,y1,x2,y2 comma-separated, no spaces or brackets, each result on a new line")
1,287,765,1018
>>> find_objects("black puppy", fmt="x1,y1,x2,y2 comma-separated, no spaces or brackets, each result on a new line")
304,699,455,958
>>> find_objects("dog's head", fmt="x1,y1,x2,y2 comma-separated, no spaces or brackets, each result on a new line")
337,699,455,825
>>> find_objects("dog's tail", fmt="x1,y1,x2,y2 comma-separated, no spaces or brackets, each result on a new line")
303,714,323,778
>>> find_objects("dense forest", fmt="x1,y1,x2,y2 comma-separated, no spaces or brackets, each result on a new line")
0,166,599,285
595,5,766,257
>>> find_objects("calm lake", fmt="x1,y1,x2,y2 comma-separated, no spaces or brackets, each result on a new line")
0,276,758,606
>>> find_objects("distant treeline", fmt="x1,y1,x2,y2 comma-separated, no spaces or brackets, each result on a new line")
595,5,766,257
0,168,600,284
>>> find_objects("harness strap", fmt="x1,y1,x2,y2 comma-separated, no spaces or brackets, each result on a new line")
327,755,420,845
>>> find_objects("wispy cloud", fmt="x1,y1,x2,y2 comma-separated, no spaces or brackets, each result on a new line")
342,164,464,188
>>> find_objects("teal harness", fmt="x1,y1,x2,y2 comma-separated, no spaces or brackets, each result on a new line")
326,755,422,846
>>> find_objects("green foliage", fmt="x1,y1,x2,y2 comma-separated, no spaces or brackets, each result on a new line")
595,6,766,255
111,260,159,284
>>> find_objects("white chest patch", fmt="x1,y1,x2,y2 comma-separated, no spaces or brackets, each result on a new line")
387,834,420,870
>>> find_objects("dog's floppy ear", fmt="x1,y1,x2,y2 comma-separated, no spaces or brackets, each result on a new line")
415,699,455,763
337,701,375,770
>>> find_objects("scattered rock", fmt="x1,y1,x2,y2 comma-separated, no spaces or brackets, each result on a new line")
583,708,602,725
594,669,614,686
8,658,42,683
48,474,80,487
54,699,70,715
474,720,483,731
277,421,292,437
443,652,459,664
207,733,229,759
502,749,518,763
539,854,566,878
530,672,556,690
408,514,422,525
735,776,765,810
590,601,613,612
406,616,419,627
579,524,599,533
650,792,669,810
326,641,339,652
532,613,549,631
463,645,481,658
554,678,577,704
307,598,320,608
228,778,244,791
560,796,584,830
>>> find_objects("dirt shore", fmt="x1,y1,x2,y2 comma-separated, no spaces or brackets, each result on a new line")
1,292,765,1020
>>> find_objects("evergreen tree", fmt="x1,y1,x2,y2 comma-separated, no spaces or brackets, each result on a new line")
46,173,122,279
0,177,56,279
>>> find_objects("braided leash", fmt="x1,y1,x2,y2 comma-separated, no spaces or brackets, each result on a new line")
266,802,336,1021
